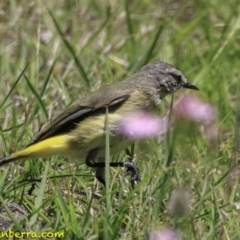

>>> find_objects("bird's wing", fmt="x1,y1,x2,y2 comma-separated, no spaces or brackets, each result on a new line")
30,81,136,144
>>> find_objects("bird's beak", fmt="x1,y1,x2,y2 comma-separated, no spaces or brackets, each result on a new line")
183,82,199,90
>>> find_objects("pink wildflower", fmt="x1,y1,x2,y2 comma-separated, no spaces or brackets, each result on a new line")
174,95,217,122
119,111,170,140
146,228,180,240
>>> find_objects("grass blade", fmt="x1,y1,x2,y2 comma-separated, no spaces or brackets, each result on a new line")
48,10,90,88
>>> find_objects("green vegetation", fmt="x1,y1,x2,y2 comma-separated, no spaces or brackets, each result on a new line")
0,0,239,239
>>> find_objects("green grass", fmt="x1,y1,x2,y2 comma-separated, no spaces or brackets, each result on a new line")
0,0,240,239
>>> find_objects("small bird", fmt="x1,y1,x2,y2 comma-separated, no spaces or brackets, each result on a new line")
0,61,198,185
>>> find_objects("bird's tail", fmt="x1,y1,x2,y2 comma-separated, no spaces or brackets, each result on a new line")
0,135,71,166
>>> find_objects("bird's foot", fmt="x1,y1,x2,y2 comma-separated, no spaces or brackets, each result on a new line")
123,161,141,187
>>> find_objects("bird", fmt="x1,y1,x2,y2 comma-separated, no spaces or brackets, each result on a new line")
0,61,198,185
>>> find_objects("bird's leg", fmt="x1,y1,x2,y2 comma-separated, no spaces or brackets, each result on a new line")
85,149,105,185
123,147,141,187
95,166,106,186
86,149,123,185
86,148,141,186
85,148,124,168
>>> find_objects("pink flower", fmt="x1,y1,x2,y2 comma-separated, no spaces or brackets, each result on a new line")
200,121,219,143
146,228,180,240
174,95,217,122
168,189,191,218
119,111,170,140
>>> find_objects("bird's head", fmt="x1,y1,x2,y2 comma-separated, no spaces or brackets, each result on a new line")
141,61,199,98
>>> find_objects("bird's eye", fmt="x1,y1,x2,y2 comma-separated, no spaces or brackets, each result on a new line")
171,73,181,82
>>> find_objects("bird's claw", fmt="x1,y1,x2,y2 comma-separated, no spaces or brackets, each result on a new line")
123,161,141,187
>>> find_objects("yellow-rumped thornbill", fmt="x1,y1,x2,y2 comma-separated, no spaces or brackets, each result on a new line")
0,61,198,185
